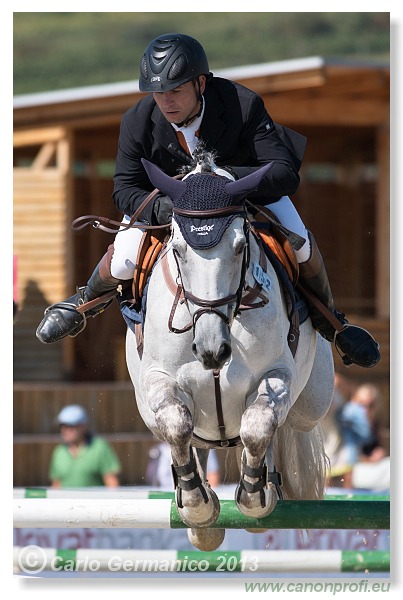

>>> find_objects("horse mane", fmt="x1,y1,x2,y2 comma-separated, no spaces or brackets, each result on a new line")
179,141,218,176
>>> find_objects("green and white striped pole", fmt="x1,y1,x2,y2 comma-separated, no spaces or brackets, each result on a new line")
13,547,390,573
13,488,174,499
13,498,390,530
13,487,389,501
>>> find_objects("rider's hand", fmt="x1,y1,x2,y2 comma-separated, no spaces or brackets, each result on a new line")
152,194,173,225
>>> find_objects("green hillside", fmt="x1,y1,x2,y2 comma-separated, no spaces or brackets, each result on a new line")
13,12,390,95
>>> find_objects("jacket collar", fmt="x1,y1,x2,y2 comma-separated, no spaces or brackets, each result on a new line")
199,84,227,149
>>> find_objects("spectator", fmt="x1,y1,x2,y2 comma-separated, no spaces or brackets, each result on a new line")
49,404,121,488
323,374,356,487
324,378,390,490
336,385,374,488
351,384,390,491
146,442,220,489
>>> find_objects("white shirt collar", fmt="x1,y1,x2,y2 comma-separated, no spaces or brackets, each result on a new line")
171,97,205,155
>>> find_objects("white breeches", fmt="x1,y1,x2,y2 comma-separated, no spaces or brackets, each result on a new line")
110,196,310,280
110,215,145,280
267,196,311,263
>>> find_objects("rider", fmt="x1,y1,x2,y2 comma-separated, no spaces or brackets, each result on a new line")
36,33,380,369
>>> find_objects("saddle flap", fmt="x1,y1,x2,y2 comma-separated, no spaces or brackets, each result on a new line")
253,216,299,287
133,230,167,304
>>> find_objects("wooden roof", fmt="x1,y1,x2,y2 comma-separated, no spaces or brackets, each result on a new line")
14,56,389,130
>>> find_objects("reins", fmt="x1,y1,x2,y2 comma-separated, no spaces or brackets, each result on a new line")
71,176,183,235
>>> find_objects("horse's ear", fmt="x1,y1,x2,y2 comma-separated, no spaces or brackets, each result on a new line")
225,162,273,203
141,159,186,202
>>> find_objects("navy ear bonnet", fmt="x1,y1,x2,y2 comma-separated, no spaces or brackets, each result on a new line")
140,158,273,249
173,175,244,249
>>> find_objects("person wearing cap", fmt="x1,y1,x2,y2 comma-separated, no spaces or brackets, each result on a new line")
36,33,380,369
49,404,121,488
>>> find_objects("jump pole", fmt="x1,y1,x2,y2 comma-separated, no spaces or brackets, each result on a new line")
13,547,390,573
13,488,389,501
13,488,176,500
13,498,390,530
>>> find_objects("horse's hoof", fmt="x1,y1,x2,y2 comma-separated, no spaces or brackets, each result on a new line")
187,527,225,551
178,486,221,528
235,482,278,519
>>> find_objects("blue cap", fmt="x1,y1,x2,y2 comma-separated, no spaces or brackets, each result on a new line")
56,404,88,426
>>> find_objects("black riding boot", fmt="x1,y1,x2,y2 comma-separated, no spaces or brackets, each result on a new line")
36,247,124,344
299,232,380,368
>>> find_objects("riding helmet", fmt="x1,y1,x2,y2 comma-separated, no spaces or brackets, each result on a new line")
56,404,88,427
139,33,211,92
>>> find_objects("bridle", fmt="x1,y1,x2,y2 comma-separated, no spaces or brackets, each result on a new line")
162,202,271,339
170,205,250,336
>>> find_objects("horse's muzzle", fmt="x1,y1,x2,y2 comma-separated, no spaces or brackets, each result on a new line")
192,341,232,370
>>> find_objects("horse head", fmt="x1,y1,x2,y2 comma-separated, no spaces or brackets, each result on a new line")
142,159,273,370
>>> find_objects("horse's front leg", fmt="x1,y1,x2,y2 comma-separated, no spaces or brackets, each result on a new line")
144,371,220,529
236,368,292,519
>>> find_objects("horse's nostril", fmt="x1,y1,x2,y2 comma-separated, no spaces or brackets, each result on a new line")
191,342,197,356
217,342,231,364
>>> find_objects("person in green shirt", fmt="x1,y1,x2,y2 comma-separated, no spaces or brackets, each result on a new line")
49,404,121,488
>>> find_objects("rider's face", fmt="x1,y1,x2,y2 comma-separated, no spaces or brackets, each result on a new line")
153,77,206,125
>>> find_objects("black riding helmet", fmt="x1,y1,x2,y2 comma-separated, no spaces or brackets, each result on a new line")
139,33,211,92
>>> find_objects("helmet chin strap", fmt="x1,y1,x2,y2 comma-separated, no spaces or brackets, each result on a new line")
174,81,204,128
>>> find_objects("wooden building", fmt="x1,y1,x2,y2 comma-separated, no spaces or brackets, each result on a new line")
13,57,390,486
